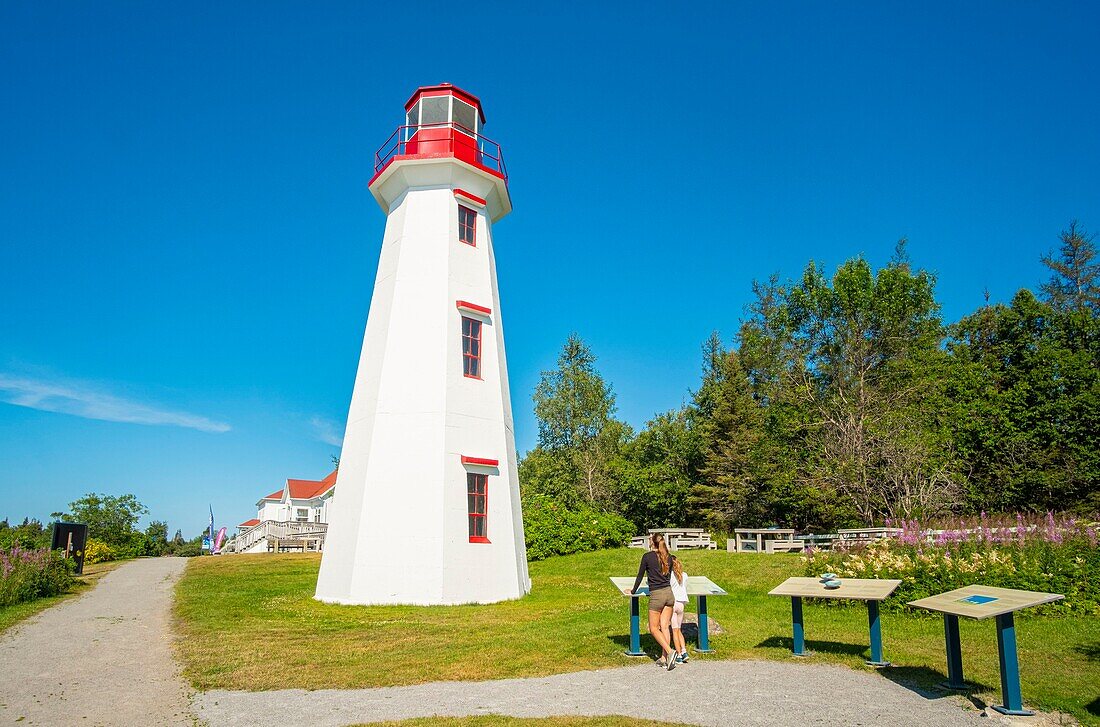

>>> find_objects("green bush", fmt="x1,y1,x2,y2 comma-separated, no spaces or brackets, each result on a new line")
0,545,75,608
522,494,636,561
0,519,50,551
170,540,203,557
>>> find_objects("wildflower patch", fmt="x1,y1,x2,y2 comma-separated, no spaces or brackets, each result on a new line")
803,513,1100,614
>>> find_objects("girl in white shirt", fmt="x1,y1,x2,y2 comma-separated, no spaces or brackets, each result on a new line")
669,559,689,663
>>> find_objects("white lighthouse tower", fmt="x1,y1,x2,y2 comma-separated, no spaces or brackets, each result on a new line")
315,84,530,605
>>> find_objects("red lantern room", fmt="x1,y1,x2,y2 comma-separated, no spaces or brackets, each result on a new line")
371,83,508,186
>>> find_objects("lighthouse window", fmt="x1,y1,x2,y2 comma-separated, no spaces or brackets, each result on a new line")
406,102,419,128
467,472,488,542
458,205,477,246
462,316,482,378
421,95,449,126
453,99,477,134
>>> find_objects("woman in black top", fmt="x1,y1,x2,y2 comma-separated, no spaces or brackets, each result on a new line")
626,533,678,669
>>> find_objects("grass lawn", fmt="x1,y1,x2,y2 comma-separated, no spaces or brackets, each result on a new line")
0,560,122,633
175,550,1100,724
354,718,690,727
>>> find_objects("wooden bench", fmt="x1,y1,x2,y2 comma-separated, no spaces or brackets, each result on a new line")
630,529,717,550
765,538,806,554
669,534,718,550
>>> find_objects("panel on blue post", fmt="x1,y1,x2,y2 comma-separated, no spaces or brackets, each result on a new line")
865,600,889,666
624,595,646,657
992,613,1032,716
695,595,714,653
791,596,806,656
941,614,966,690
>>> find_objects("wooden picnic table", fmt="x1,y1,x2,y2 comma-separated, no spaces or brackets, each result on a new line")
610,576,728,656
732,528,797,553
768,576,901,666
908,585,1064,716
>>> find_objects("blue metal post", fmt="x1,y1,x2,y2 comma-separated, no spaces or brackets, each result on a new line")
940,614,966,690
695,595,714,653
624,595,646,656
992,613,1033,716
865,600,889,666
791,596,807,656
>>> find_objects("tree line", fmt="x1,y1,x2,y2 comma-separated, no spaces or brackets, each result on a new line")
2,493,203,558
519,222,1100,533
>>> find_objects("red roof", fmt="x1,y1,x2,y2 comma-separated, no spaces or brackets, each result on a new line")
239,518,260,528
285,468,338,500
254,469,337,508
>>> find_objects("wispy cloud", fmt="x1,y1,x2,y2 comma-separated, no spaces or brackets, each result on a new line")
0,373,231,433
309,415,344,447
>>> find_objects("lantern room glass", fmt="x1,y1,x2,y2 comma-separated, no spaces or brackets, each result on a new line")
404,94,480,136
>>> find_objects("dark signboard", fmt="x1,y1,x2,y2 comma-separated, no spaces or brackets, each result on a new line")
51,522,89,575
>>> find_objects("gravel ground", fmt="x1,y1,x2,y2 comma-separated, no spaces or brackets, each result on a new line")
193,660,991,727
0,557,192,726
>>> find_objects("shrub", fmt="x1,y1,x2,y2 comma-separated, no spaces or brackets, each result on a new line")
0,545,75,608
0,519,50,551
169,540,203,557
522,494,636,561
83,538,116,564
803,512,1100,614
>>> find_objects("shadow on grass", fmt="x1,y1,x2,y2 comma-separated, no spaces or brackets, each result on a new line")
1074,641,1100,661
754,635,868,657
1087,695,1100,717
608,634,659,660
607,622,710,659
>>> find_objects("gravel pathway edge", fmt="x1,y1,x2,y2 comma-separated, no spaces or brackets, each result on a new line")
193,659,990,727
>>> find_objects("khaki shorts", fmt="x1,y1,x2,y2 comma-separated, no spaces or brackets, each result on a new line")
648,586,675,612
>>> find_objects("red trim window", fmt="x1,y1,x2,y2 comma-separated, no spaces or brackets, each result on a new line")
461,315,482,378
458,205,476,246
467,472,488,542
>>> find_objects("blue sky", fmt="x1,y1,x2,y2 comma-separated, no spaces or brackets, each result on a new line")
2,2,1098,535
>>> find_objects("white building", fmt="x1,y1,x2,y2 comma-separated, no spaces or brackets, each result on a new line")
234,469,336,553
315,84,530,606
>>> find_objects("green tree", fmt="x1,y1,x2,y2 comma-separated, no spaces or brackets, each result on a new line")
1041,220,1100,314
144,520,169,556
738,246,960,525
947,286,1100,512
612,408,699,530
68,493,148,547
690,335,775,528
531,334,623,505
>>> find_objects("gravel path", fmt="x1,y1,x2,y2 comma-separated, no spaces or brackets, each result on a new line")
194,660,988,727
0,557,192,726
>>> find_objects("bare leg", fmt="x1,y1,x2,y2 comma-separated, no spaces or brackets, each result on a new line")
673,628,686,654
647,608,674,659
660,605,674,657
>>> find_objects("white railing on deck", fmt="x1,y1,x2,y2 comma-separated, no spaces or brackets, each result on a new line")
230,520,328,553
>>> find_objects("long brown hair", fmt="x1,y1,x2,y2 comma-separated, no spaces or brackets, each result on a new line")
649,533,670,575
672,556,684,583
